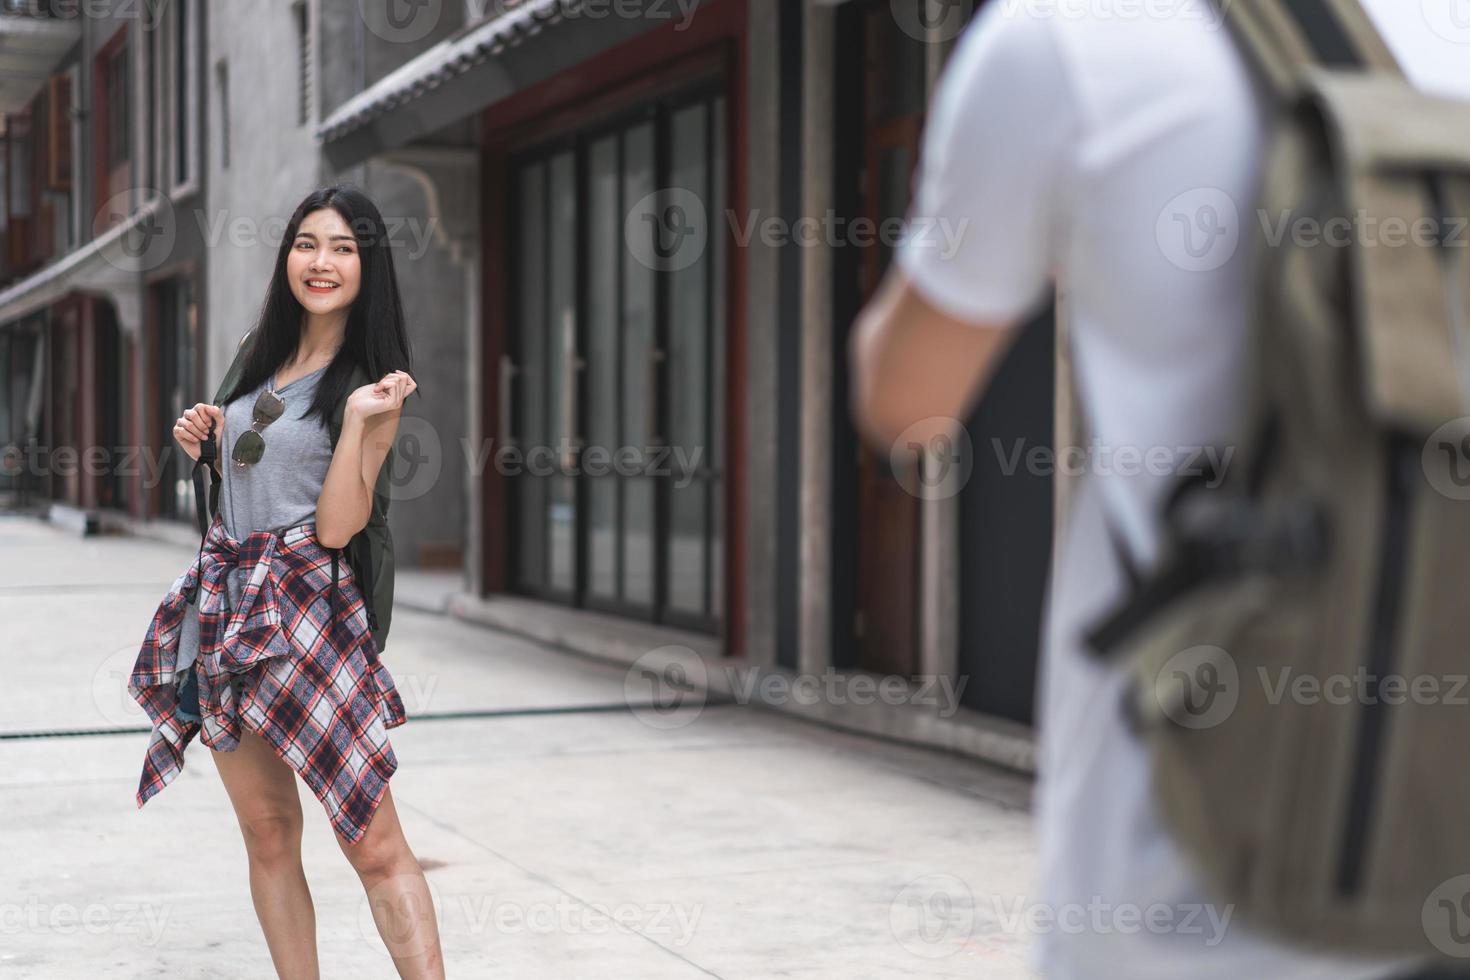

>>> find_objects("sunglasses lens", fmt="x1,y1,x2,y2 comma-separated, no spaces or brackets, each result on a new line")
232,430,265,466
253,389,286,427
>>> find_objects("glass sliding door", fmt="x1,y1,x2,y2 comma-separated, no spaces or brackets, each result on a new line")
663,99,724,625
514,158,552,597
547,150,578,596
586,132,620,603
508,85,726,633
621,120,658,610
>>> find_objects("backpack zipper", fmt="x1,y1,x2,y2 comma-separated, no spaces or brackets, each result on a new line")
1426,175,1470,409
1334,432,1417,897
1335,176,1462,896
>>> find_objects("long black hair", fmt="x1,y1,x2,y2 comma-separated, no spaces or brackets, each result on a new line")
222,184,416,425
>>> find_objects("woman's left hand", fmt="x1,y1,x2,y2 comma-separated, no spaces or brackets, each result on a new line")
347,370,417,421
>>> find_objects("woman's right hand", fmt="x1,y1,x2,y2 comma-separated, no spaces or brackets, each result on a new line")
174,403,224,464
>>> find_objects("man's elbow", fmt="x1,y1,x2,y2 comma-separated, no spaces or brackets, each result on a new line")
850,308,904,450
852,378,910,452
854,383,970,460
851,328,972,452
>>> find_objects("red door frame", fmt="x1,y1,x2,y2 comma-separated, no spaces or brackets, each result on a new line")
92,25,130,233
47,296,86,506
479,0,749,656
140,260,204,520
855,6,927,676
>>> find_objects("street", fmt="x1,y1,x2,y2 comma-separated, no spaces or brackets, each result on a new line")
0,513,1039,979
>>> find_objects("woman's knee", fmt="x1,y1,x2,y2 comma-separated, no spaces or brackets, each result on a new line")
342,829,411,879
238,810,304,866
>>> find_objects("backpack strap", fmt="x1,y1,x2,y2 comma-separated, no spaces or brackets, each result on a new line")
1085,0,1400,655
184,418,218,603
1211,0,1402,97
326,362,387,641
185,331,253,600
356,534,378,631
324,538,378,637
206,330,255,517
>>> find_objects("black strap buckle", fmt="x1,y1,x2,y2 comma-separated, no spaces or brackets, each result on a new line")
1085,494,1330,658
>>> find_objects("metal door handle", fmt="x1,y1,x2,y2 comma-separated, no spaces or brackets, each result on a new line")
561,321,584,470
498,353,517,448
648,346,665,449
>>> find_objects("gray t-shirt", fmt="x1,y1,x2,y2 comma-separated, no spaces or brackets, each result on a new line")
173,364,335,694
219,363,333,540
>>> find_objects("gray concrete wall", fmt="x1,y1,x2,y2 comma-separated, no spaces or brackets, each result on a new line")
317,0,468,118
203,1,331,380
354,150,475,572
206,1,471,570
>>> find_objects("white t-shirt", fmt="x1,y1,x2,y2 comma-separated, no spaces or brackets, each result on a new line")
897,3,1470,979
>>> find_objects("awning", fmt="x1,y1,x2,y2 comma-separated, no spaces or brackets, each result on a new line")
0,10,81,114
316,0,710,169
0,197,166,338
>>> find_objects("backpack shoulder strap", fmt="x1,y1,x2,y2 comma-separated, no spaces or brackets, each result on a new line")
327,360,368,449
327,360,394,645
202,329,255,519
185,329,254,593
1213,0,1402,98
212,329,254,406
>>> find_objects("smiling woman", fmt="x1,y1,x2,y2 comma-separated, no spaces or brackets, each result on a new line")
129,184,442,979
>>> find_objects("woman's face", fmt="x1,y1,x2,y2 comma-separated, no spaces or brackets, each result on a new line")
287,207,362,315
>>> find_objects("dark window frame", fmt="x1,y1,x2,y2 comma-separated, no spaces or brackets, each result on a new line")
105,43,129,170
505,77,729,635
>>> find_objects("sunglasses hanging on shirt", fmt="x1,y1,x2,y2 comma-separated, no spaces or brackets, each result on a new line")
231,377,287,469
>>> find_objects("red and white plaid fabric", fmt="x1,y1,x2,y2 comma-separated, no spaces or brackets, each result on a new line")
129,512,407,844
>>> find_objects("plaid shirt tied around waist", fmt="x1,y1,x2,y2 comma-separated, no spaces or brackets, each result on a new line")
129,512,407,844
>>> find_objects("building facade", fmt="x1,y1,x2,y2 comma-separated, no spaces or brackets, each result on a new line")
0,0,207,524
0,0,1060,767
313,0,1059,763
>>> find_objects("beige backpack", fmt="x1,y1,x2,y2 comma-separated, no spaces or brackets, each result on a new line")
1084,0,1470,960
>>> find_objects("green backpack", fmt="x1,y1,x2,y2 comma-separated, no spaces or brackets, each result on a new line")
1083,0,1470,960
203,329,396,653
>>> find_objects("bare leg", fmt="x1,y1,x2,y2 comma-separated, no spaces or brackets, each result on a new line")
211,725,320,980
336,785,445,979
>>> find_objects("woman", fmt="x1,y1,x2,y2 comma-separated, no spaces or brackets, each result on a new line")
128,185,443,979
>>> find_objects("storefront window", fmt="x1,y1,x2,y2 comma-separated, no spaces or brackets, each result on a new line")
509,85,727,632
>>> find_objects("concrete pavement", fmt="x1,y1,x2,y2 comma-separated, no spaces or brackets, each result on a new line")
0,512,1040,979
